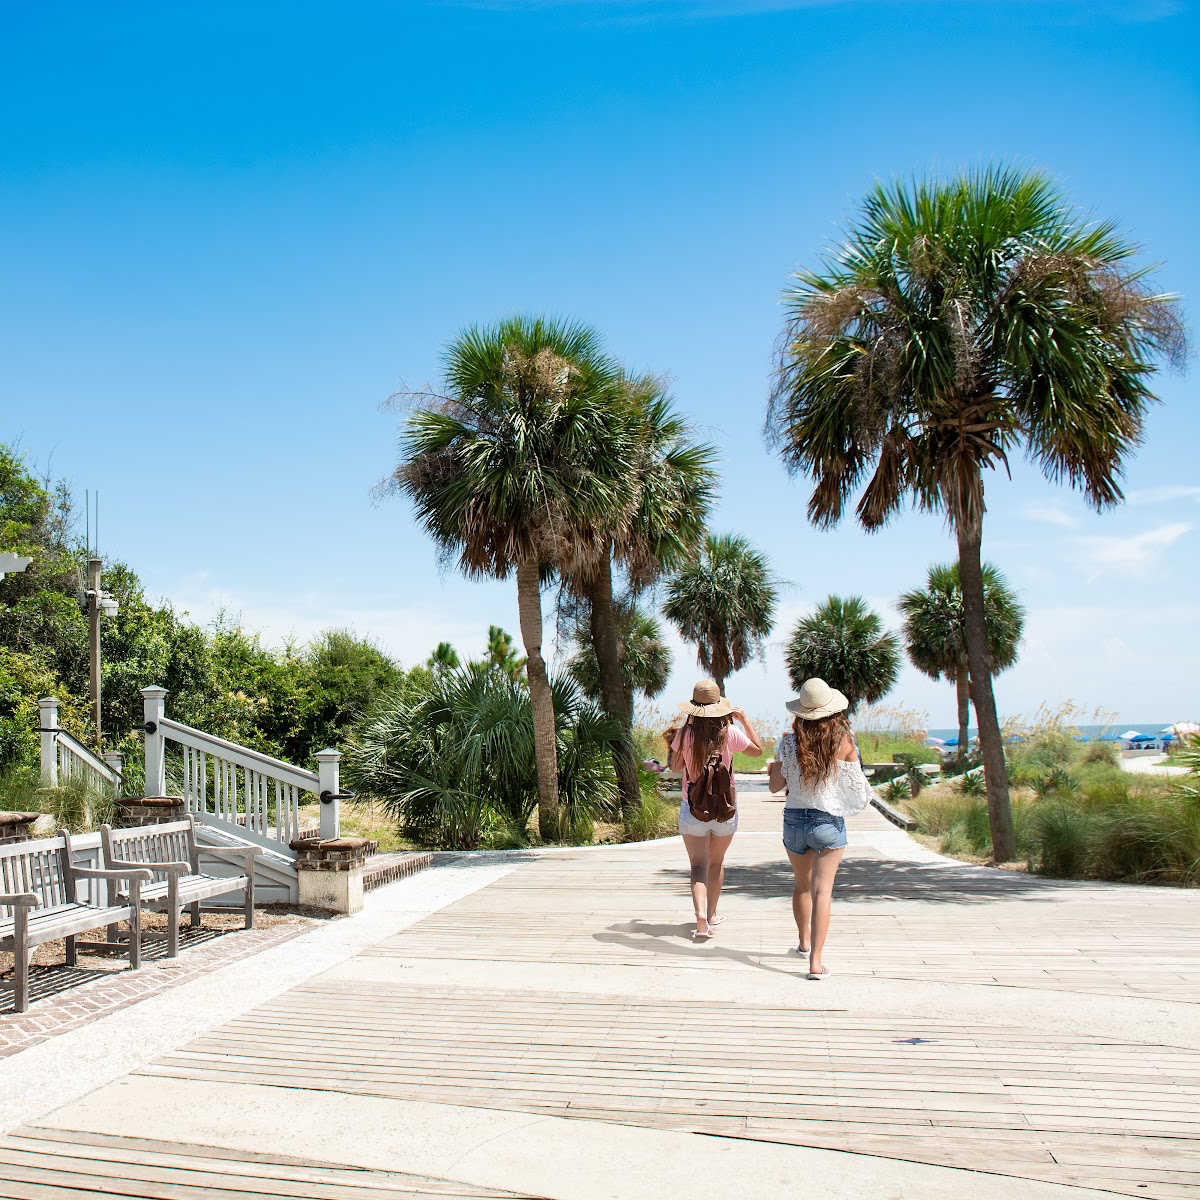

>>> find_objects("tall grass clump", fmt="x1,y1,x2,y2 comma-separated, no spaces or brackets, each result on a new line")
344,662,619,849
0,763,41,811
855,703,938,764
1,762,115,831
904,722,1199,884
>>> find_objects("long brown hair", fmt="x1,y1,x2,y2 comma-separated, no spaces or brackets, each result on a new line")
792,712,850,785
684,714,732,779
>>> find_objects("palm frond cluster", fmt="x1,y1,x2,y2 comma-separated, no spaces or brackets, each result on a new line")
343,662,619,850
663,534,777,692
767,166,1184,535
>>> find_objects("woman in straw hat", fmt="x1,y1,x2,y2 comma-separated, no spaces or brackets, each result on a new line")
667,680,762,940
768,678,873,979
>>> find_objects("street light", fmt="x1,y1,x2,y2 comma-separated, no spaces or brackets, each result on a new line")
81,558,119,746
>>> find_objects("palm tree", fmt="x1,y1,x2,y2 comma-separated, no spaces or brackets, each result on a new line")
785,595,900,713
767,166,1184,860
899,563,1024,766
485,625,525,680
395,316,637,839
426,642,460,673
663,533,777,695
567,374,717,814
568,599,671,709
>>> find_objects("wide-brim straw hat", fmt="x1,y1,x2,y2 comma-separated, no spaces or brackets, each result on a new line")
679,679,734,718
786,677,849,720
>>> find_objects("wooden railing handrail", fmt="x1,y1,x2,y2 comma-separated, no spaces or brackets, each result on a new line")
158,718,318,791
39,727,123,786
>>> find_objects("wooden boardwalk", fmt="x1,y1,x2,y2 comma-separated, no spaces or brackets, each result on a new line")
11,782,1200,1198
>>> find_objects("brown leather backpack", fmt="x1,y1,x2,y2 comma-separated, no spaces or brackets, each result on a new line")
687,750,736,823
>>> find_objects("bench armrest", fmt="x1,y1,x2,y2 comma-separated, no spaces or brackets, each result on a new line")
107,856,191,877
73,866,155,883
0,891,39,908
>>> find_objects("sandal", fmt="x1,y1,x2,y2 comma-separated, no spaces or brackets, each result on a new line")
692,927,713,941
807,966,829,980
709,914,726,927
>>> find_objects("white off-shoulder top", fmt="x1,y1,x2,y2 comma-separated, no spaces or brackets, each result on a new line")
776,733,874,817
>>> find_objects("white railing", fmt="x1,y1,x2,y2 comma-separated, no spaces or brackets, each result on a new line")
38,697,124,795
141,687,341,856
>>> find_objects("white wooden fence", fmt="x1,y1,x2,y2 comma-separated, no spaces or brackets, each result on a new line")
38,697,124,795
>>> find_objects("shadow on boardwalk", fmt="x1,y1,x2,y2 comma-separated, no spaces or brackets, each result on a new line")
689,856,1076,905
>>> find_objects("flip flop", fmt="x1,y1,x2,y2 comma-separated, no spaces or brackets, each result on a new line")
692,928,714,941
807,966,829,980
709,915,726,927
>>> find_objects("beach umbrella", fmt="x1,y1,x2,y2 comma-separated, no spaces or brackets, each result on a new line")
1168,721,1200,736
925,736,946,746
1120,729,1141,740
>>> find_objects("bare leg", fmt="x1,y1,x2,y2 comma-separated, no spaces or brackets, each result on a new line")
787,849,813,951
705,833,734,923
809,847,845,975
682,833,712,935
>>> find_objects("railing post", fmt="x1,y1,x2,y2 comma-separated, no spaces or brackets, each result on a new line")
316,749,341,840
103,750,124,791
38,697,59,787
141,686,168,798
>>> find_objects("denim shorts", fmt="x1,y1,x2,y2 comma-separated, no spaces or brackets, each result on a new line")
783,808,848,855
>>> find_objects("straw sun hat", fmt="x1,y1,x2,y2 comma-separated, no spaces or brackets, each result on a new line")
679,679,734,718
785,677,849,721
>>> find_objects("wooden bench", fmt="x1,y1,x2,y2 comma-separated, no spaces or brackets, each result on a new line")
100,817,260,957
0,833,152,1013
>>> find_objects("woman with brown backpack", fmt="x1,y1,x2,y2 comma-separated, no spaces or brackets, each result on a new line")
666,680,762,941
768,678,873,979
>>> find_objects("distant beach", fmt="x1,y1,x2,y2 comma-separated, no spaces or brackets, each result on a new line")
925,722,1174,742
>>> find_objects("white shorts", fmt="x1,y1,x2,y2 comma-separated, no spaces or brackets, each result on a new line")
679,803,738,838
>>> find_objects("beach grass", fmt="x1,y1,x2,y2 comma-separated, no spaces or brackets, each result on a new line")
902,732,1200,885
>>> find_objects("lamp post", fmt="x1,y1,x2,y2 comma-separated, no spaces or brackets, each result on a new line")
84,557,119,747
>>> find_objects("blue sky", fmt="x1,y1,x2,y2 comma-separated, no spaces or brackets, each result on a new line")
2,0,1197,729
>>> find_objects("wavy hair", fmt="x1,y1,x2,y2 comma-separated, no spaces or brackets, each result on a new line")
683,714,732,779
792,712,850,785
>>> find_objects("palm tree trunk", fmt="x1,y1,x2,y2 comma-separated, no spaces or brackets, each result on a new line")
516,557,560,840
584,560,641,817
710,645,729,697
955,521,1015,861
955,660,970,768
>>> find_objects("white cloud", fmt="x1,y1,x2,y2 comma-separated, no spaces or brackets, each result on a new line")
1072,521,1193,579
1021,503,1079,529
1126,485,1200,506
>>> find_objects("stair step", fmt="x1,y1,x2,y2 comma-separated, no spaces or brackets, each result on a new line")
362,850,434,892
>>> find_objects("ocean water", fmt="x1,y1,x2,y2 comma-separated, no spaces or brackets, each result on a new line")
926,722,1174,742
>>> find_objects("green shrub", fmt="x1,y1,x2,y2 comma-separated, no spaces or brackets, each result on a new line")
958,771,986,798
906,786,974,837
344,662,618,849
0,762,40,812
1034,801,1096,877
883,777,910,804
623,789,673,842
963,799,991,853
37,778,114,832
1083,740,1118,766
1033,767,1076,799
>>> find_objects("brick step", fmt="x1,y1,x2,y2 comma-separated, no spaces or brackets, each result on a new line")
362,850,434,892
